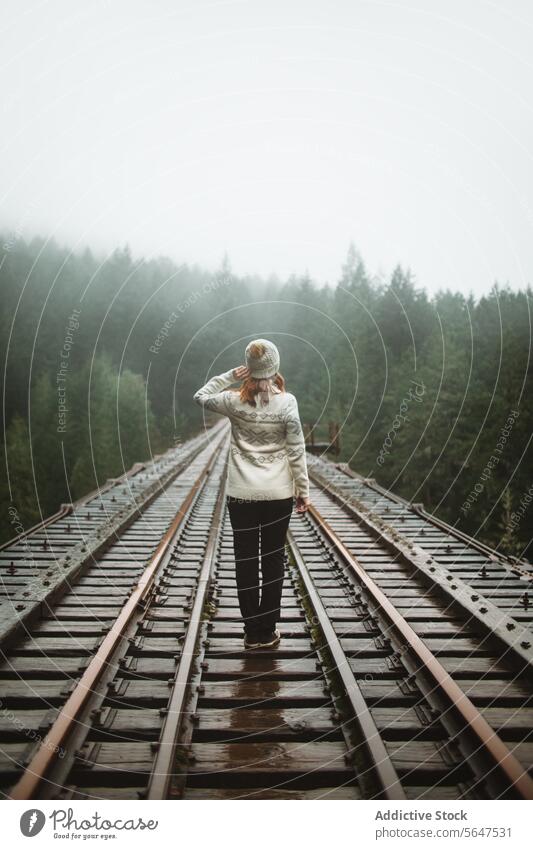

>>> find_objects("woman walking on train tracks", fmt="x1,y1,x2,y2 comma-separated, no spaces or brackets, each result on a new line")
193,339,310,649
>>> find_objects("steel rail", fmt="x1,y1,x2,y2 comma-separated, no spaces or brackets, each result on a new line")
309,464,533,670
0,427,228,651
146,464,228,798
0,503,73,552
0,423,221,554
287,529,406,800
307,502,533,800
0,461,150,553
9,433,227,800
336,463,532,578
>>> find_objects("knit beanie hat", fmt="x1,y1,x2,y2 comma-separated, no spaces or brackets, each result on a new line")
245,339,280,379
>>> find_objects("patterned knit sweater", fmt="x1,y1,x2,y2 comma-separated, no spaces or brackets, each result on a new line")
194,370,310,501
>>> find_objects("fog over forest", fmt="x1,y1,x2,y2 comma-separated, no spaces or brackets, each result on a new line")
2,233,532,561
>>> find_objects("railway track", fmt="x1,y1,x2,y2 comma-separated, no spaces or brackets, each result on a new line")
0,424,224,646
1,426,532,800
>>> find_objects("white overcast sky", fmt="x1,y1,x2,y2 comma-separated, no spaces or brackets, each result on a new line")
1,0,533,295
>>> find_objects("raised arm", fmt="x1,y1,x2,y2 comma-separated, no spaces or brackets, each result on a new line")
284,394,310,506
193,369,236,414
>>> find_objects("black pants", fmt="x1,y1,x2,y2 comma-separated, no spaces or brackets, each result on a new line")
226,496,293,638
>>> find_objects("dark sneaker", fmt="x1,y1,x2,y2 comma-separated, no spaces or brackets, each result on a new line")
243,633,262,649
255,628,281,649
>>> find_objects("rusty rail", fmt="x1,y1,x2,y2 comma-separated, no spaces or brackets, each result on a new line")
310,461,533,670
288,529,406,799
0,460,152,553
146,466,227,798
307,502,533,800
9,436,226,800
0,503,73,552
0,423,220,554
337,463,532,579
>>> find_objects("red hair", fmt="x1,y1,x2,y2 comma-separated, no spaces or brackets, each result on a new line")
239,373,286,406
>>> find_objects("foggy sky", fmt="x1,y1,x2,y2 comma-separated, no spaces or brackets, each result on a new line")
1,0,533,296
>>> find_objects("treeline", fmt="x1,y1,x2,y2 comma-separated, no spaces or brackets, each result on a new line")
1,235,532,560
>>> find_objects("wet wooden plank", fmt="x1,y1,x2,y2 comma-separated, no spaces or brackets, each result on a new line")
90,708,163,738
361,678,532,708
404,785,465,799
348,658,406,678
129,637,182,656
36,621,108,636
205,637,314,657
387,741,464,776
183,741,350,775
210,621,308,636
62,586,129,597
513,743,533,771
76,577,135,586
202,657,319,679
0,679,76,704
54,600,125,610
198,680,329,707
138,618,185,639
352,636,495,656
182,786,360,799
408,621,480,637
103,680,176,706
0,656,86,677
76,742,154,772
0,742,36,775
216,596,299,608
122,657,179,677
461,679,533,703
440,657,508,677
51,606,123,619
0,709,52,736
214,608,304,621
69,786,147,799
480,708,533,736
193,707,338,739
371,707,435,735
11,637,100,656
